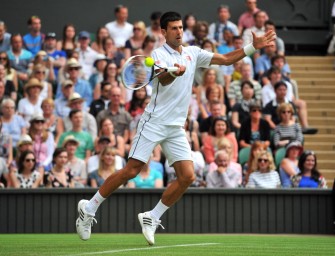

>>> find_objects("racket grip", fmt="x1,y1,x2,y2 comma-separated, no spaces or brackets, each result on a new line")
165,67,179,72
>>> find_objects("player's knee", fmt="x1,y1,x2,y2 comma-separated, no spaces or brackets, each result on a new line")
123,166,142,180
179,173,195,186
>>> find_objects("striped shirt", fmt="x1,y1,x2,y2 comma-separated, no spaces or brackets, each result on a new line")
228,79,262,103
273,123,303,147
246,170,281,188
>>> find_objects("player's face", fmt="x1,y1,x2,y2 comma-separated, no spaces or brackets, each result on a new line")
162,20,183,49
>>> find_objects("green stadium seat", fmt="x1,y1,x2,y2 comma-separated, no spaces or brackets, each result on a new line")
275,147,286,170
238,147,250,166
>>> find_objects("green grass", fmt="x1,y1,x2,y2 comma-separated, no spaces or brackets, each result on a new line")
0,234,334,256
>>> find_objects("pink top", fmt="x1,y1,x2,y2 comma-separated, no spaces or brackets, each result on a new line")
238,8,268,30
33,134,48,165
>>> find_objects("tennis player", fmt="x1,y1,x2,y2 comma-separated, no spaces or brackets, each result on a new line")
76,11,276,245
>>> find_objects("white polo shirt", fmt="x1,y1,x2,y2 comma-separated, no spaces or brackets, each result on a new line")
105,21,133,48
144,43,213,126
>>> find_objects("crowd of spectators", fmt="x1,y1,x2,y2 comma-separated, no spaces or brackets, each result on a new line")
0,1,326,189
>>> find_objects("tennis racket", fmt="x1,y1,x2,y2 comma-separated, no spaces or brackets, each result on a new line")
121,55,179,90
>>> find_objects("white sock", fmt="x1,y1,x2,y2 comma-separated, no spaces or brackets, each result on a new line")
149,200,169,220
85,191,106,216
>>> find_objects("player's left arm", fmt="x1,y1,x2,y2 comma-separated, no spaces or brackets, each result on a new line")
210,30,276,66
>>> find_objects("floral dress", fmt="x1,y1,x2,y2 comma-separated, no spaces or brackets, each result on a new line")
16,170,41,188
44,168,73,188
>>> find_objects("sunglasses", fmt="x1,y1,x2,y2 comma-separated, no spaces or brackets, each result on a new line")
68,67,79,71
281,111,291,114
0,57,7,61
34,120,45,124
35,71,45,74
133,27,141,31
25,158,36,163
251,109,261,112
258,158,269,163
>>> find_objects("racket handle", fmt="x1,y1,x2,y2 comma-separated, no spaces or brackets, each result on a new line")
165,67,179,72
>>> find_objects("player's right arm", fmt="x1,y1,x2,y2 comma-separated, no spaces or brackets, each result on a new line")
157,64,186,86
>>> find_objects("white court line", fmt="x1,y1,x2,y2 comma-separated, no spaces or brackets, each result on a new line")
68,242,221,256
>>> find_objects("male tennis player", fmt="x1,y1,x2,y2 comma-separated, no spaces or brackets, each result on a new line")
76,11,275,245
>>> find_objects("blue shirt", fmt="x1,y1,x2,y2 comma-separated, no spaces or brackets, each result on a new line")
129,169,163,188
1,114,27,147
47,50,66,78
54,96,71,118
7,49,33,73
0,33,11,52
255,54,291,75
23,33,44,56
299,176,318,188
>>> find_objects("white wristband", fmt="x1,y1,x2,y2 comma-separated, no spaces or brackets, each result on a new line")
243,43,256,56
169,72,177,78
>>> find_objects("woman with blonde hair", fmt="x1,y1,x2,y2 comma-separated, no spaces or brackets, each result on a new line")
88,146,117,188
124,21,147,60
246,150,281,188
31,64,53,100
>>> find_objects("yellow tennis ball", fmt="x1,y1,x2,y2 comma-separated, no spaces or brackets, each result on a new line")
144,57,155,67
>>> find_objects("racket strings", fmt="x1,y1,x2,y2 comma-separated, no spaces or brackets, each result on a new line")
122,57,153,89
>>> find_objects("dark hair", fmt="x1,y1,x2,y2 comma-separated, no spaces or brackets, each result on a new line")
18,150,36,173
267,66,281,79
233,36,243,42
27,15,40,25
69,109,81,119
0,51,12,74
210,117,230,136
265,20,275,27
274,81,287,90
240,80,254,91
114,5,126,14
150,11,162,21
271,55,286,65
217,4,230,12
129,87,147,114
61,24,76,50
52,147,67,165
10,33,22,43
100,81,111,91
103,61,118,81
298,150,321,181
99,117,113,130
102,37,114,52
142,35,156,49
95,26,109,45
160,12,182,30
253,10,266,19
183,13,197,29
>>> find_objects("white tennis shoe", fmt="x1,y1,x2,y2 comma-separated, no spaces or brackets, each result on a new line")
76,200,97,241
138,211,165,245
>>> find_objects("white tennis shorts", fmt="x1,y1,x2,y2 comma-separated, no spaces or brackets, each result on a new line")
128,118,192,166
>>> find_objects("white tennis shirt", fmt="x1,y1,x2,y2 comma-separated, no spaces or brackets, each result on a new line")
145,43,213,126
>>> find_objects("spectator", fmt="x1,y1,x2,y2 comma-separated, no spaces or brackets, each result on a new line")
291,150,327,188
0,64,16,101
142,35,157,57
246,150,281,188
56,58,92,107
57,109,94,161
17,78,43,124
54,79,73,118
0,51,18,90
0,156,8,188
265,20,285,56
90,81,111,117
239,102,271,149
31,64,53,100
217,27,235,54
182,14,197,45
273,103,303,150
188,21,209,47
62,135,87,187
89,54,108,94
242,10,267,47
238,0,268,35
56,24,78,57
44,32,66,79
23,16,44,56
88,146,118,187
28,113,55,171
63,92,97,140
124,21,147,60
228,63,261,108
206,150,241,188
127,162,163,188
91,27,110,54
77,31,99,80
96,118,125,158
146,11,165,48
0,21,11,52
231,80,255,131
279,141,304,188
185,117,200,152
1,98,27,147
29,51,55,82
208,5,239,45
41,98,64,144
9,150,42,188
96,86,132,145
105,5,133,48
7,34,33,82
202,117,238,164
231,36,254,78
0,117,12,168
44,147,74,188
102,37,125,74
0,80,8,112
125,86,147,118
199,86,225,121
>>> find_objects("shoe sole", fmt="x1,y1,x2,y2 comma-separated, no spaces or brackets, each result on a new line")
138,213,154,246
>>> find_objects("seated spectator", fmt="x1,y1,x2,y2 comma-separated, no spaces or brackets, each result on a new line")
0,157,8,188
246,150,281,188
44,148,74,188
202,117,238,164
23,16,44,56
146,11,165,48
0,63,16,101
279,141,304,188
125,86,147,118
182,13,197,45
239,102,271,149
7,33,33,82
242,141,268,186
89,54,108,93
8,150,42,188
0,117,12,168
1,98,27,147
62,135,87,188
124,21,147,60
189,20,209,47
265,20,285,56
30,64,53,100
91,27,110,54
17,78,43,124
28,113,55,171
273,103,303,150
0,51,18,90
127,162,163,188
29,51,55,82
87,137,125,174
41,98,64,144
199,86,225,121
96,118,125,158
0,21,11,52
217,27,235,54
102,37,125,74
90,81,111,117
9,134,34,174
206,150,241,188
89,146,118,188
291,150,327,188
231,80,256,132
56,24,78,57
185,117,200,152
54,80,73,118
0,80,9,111
142,35,157,57
58,109,94,161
